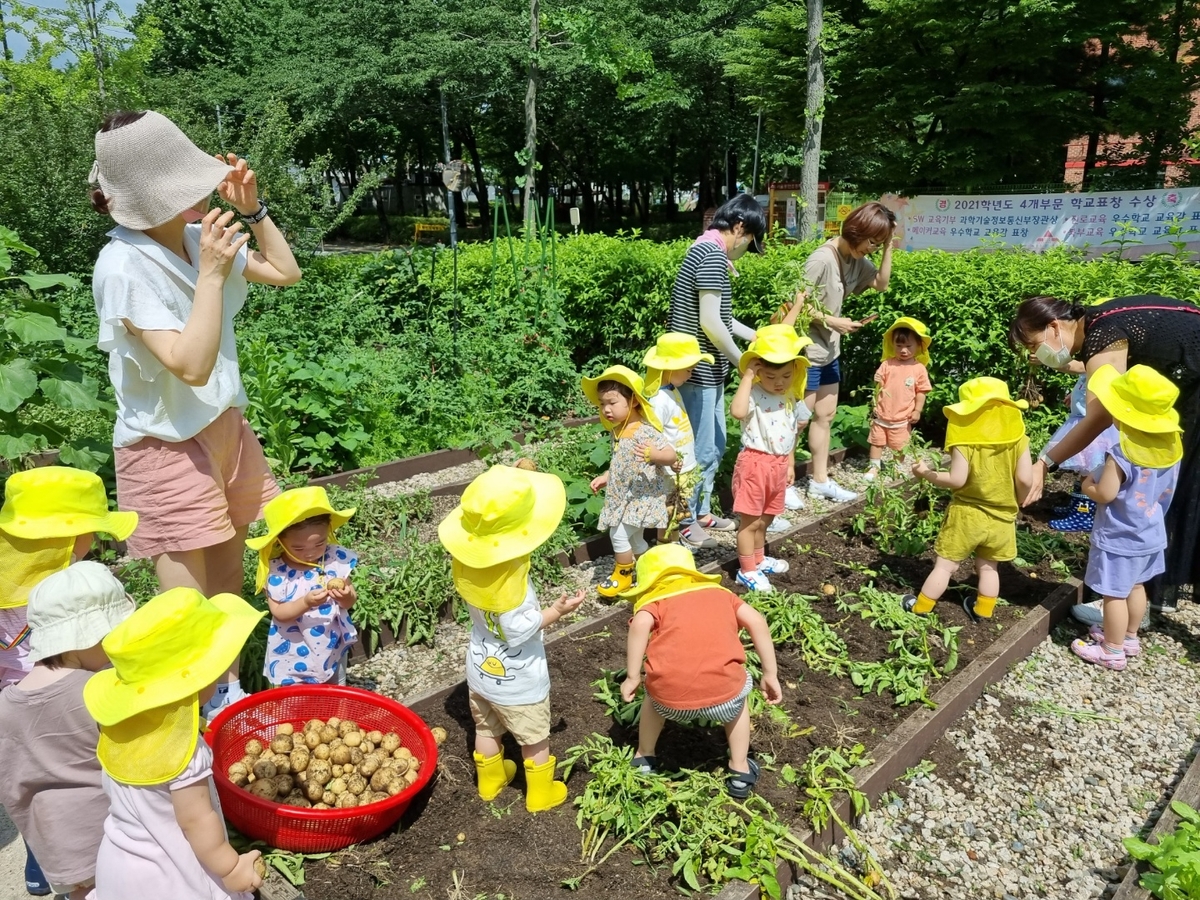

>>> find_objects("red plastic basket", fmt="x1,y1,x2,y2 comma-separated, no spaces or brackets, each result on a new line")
207,685,438,853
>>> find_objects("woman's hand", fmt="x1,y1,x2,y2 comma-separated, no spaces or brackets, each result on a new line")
827,316,863,336
215,153,261,217
198,208,250,281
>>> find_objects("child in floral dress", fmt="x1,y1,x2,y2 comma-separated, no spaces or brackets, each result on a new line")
246,487,359,686
584,365,676,597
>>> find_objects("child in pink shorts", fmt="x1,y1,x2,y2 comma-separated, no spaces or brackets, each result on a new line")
730,324,812,592
865,317,933,481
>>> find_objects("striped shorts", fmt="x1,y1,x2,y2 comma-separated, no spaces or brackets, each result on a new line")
650,671,753,724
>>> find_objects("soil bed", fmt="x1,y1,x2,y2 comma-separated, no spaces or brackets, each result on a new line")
307,479,1084,900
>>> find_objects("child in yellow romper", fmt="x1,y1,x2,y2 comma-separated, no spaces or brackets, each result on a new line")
903,378,1034,623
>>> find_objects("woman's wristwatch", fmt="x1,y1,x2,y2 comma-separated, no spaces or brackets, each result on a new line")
242,200,270,225
1037,451,1059,475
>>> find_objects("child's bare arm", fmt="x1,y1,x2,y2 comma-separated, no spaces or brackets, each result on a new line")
1014,442,1035,501
779,290,809,328
171,781,262,892
912,391,928,423
913,448,969,490
1081,455,1121,504
730,363,758,421
736,604,782,704
620,611,655,701
541,589,585,628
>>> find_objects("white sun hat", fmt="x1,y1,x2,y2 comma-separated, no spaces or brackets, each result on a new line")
27,561,136,662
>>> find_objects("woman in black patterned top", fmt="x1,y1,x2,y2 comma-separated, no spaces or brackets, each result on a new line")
1010,294,1200,606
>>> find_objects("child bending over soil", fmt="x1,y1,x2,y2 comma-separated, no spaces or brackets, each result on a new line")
865,317,933,481
620,544,781,797
439,465,585,812
904,378,1033,624
247,487,359,686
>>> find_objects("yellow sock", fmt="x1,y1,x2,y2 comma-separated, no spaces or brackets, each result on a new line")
913,592,938,614
974,595,997,619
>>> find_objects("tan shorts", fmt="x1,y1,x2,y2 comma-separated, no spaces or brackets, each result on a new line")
468,691,551,746
868,419,912,451
115,407,279,558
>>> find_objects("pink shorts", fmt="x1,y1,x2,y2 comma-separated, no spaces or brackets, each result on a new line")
732,449,790,517
869,419,912,451
115,408,279,559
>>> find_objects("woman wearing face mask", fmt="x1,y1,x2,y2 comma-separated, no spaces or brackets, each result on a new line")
1010,294,1200,609
667,194,767,550
89,110,302,716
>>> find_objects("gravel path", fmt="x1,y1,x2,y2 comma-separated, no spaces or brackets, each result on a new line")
0,807,21,900
839,603,1200,900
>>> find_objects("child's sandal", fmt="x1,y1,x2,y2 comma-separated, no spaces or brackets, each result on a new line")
631,755,657,775
725,758,760,799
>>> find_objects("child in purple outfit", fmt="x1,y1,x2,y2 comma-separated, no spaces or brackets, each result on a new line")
1071,365,1182,671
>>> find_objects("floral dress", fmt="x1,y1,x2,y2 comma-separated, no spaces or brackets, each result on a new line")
598,423,672,530
263,543,358,686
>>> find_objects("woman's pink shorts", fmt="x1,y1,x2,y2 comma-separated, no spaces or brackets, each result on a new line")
732,448,791,517
115,407,280,559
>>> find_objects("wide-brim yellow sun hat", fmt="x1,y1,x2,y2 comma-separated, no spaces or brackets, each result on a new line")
0,466,138,542
96,695,199,785
944,377,1028,449
581,365,663,432
644,333,715,395
245,487,355,592
738,324,813,375
451,557,531,614
882,316,932,365
1088,364,1183,467
944,377,1029,417
438,465,566,569
0,533,75,610
619,544,722,613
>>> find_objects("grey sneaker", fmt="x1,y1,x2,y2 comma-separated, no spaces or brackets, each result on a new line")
679,523,719,549
808,478,857,503
699,514,737,532
767,516,792,534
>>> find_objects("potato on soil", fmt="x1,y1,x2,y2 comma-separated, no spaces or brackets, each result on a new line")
304,730,322,750
273,774,294,795
270,734,293,754
305,780,326,802
367,730,383,744
290,748,310,772
252,758,277,780
347,774,367,796
249,779,278,800
312,744,331,761
276,722,295,737
343,730,362,748
430,726,447,746
337,720,359,738
335,792,359,809
245,739,265,758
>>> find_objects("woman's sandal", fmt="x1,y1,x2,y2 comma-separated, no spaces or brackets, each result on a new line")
631,755,658,775
725,758,760,799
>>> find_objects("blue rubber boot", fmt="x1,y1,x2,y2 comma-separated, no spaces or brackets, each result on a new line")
1050,496,1095,533
25,841,50,896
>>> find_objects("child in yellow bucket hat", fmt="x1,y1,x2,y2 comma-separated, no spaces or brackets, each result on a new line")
245,486,359,687
865,317,933,481
0,467,138,690
729,324,812,592
83,587,266,899
643,333,714,548
439,464,585,813
1069,365,1182,671
905,378,1034,624
618,544,781,798
582,365,677,597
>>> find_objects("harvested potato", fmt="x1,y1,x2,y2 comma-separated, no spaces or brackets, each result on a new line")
277,723,295,736
335,792,359,809
307,759,332,786
255,857,267,880
386,778,405,796
320,725,337,744
430,726,447,746
240,754,257,771
305,718,324,733
228,762,249,779
347,774,367,796
245,739,265,758
273,774,294,795
380,733,401,753
327,716,341,728
313,744,331,761
270,734,293,754
371,791,389,803
313,802,331,810
360,757,380,778
322,790,336,806
367,730,383,745
228,771,250,788
338,720,359,738
349,748,365,766
290,748,310,773
296,769,308,785
249,779,278,800
343,730,363,748
326,577,346,591
290,796,312,809
328,777,348,796
306,780,326,802
370,769,393,792
271,753,291,775
397,747,413,760
342,764,356,777
304,730,322,750
252,758,277,780
391,757,410,776
331,745,351,766
285,790,305,805
404,769,418,786
362,740,375,753
409,758,420,771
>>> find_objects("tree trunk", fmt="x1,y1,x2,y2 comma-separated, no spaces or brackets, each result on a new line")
1144,0,1187,187
581,179,597,230
614,182,624,223
416,141,429,216
1,1,12,63
800,0,824,239
84,0,105,101
523,0,539,230
1082,41,1110,190
665,133,678,220
460,121,491,236
641,183,651,226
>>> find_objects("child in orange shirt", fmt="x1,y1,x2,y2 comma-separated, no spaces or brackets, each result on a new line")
865,317,933,481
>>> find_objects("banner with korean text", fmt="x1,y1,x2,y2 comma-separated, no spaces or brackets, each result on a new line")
880,188,1200,253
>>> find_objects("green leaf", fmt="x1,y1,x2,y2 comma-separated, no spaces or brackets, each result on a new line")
57,441,111,472
4,311,68,343
40,376,106,411
14,273,80,291
1123,835,1161,862
0,359,39,412
0,431,44,460
1171,801,1200,826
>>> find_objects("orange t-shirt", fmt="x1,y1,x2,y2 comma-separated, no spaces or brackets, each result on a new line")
873,358,932,423
642,587,747,709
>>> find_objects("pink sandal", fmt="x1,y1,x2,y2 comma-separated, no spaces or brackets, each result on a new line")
1087,625,1141,656
1071,637,1127,670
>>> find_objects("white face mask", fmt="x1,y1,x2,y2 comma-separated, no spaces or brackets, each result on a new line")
1034,325,1072,369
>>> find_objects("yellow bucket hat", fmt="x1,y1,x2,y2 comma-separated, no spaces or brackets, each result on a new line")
738,324,813,376
581,365,663,432
451,557,531,613
619,544,722,614
882,316,932,365
0,467,138,542
245,487,355,593
1088,364,1183,467
0,533,74,610
643,333,715,395
438,465,566,569
84,587,264,785
944,377,1028,449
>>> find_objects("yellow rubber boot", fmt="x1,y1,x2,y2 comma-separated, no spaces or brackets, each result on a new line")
597,563,636,598
524,756,569,813
473,750,517,802
972,594,998,619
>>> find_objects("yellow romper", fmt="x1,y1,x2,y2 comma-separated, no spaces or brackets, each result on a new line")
933,438,1028,563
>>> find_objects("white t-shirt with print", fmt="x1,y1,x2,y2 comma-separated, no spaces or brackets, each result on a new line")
739,385,810,456
646,385,698,476
465,580,549,707
93,225,250,447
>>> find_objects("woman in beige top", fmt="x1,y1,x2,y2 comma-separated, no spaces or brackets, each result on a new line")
801,202,895,503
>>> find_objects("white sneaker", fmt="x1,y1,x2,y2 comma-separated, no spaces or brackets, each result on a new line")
736,569,773,592
757,556,790,574
808,478,857,503
201,682,248,720
862,466,881,483
767,516,791,534
784,485,806,511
